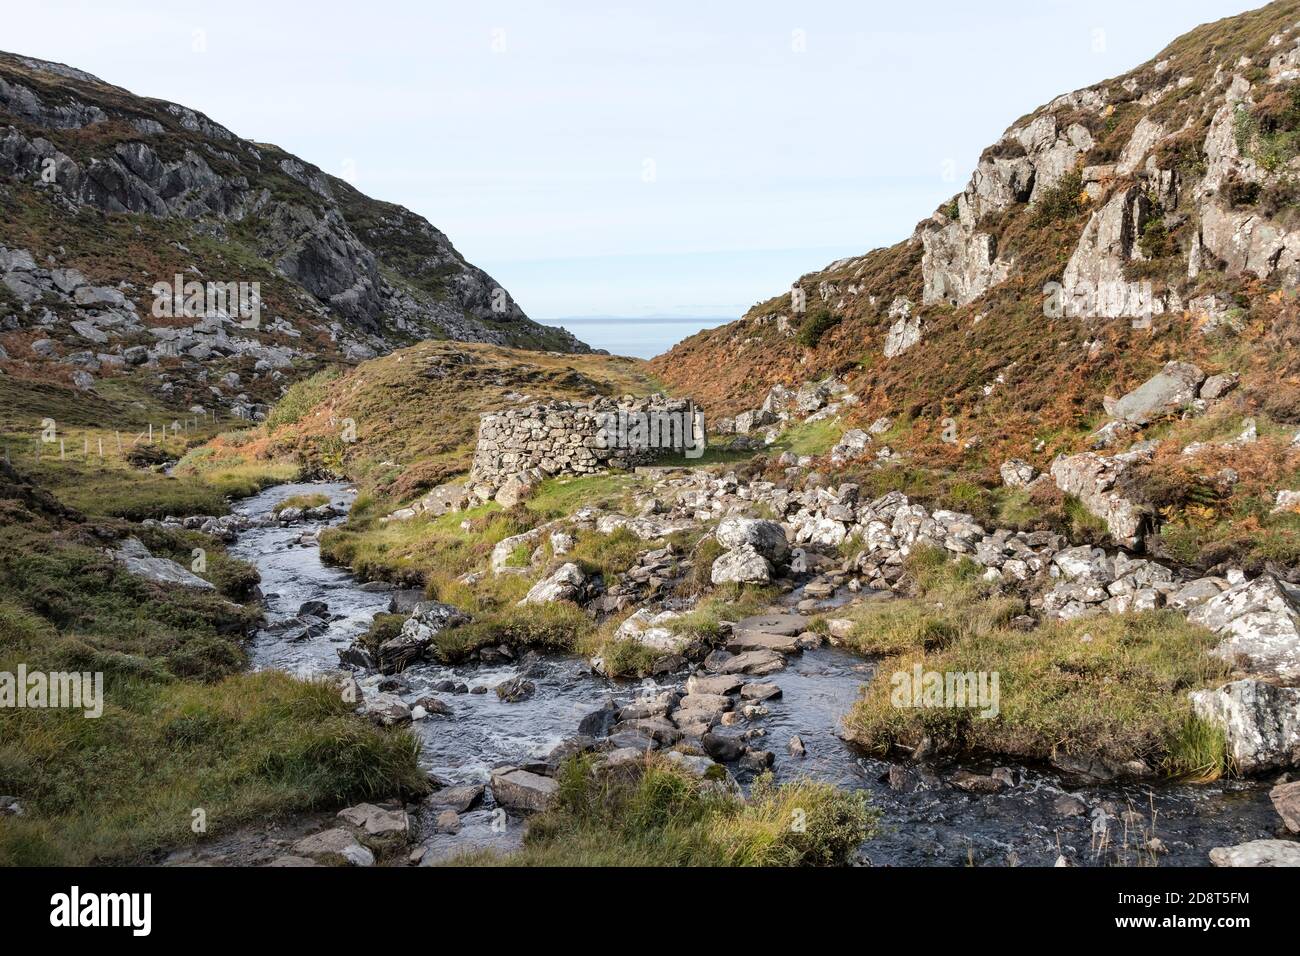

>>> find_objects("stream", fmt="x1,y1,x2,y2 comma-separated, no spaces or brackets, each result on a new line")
231,482,1283,866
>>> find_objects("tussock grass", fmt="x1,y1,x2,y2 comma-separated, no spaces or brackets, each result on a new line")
451,757,876,867
837,550,1231,776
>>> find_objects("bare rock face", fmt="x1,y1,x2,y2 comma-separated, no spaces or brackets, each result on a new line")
1187,575,1300,681
1108,362,1205,426
1049,446,1154,549
883,312,924,358
1189,680,1300,773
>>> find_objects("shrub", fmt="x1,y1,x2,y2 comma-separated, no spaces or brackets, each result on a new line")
796,305,841,348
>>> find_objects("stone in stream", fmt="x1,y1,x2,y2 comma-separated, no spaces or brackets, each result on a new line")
577,698,619,737
495,676,536,703
358,692,411,726
725,630,803,654
733,613,808,636
715,649,786,676
686,674,744,696
702,732,746,762
297,599,329,618
336,803,410,851
1209,840,1300,867
433,810,461,835
612,717,681,746
490,768,559,813
413,695,452,717
788,735,806,757
1272,781,1300,834
740,682,782,702
738,750,775,773
426,784,485,814
676,693,732,715
291,827,375,867
949,770,1006,794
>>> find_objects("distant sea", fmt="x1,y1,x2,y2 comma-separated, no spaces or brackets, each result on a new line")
538,316,733,359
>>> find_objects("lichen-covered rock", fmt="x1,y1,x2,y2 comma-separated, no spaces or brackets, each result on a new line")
518,562,587,605
1189,680,1300,773
1109,362,1205,426
1188,576,1300,680
715,516,789,564
109,537,216,591
1050,446,1153,549
710,545,773,585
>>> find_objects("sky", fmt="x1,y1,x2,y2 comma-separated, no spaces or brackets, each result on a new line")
2,0,1260,330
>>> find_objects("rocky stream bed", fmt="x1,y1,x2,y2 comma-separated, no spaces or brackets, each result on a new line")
203,481,1291,867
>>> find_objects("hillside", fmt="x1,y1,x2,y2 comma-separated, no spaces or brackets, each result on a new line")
175,340,659,502
0,51,588,428
652,0,1300,449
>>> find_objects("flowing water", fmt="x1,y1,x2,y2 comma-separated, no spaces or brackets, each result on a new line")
232,483,1283,866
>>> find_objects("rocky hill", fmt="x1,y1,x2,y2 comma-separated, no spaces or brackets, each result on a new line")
0,51,587,423
652,0,1300,445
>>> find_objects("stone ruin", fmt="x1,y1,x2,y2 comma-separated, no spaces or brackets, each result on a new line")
468,394,704,497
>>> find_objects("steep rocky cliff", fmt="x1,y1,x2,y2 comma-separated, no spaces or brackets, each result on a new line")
0,51,587,419
652,0,1300,450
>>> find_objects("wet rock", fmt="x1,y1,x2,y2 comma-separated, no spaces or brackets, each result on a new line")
413,695,452,717
950,770,1005,794
740,682,782,702
426,784,485,814
381,600,469,674
490,768,558,813
1209,840,1300,867
577,698,619,737
738,749,775,773
495,676,536,703
1053,794,1088,817
1270,781,1300,833
337,803,410,851
297,599,329,618
291,827,375,867
702,732,746,762
432,809,461,834
358,692,411,726
787,735,806,757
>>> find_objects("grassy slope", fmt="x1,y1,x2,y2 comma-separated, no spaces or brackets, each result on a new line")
0,460,425,865
177,340,659,502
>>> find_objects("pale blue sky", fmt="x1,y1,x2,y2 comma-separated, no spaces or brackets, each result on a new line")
4,0,1257,325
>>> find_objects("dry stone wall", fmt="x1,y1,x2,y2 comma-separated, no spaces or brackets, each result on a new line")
469,395,702,492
